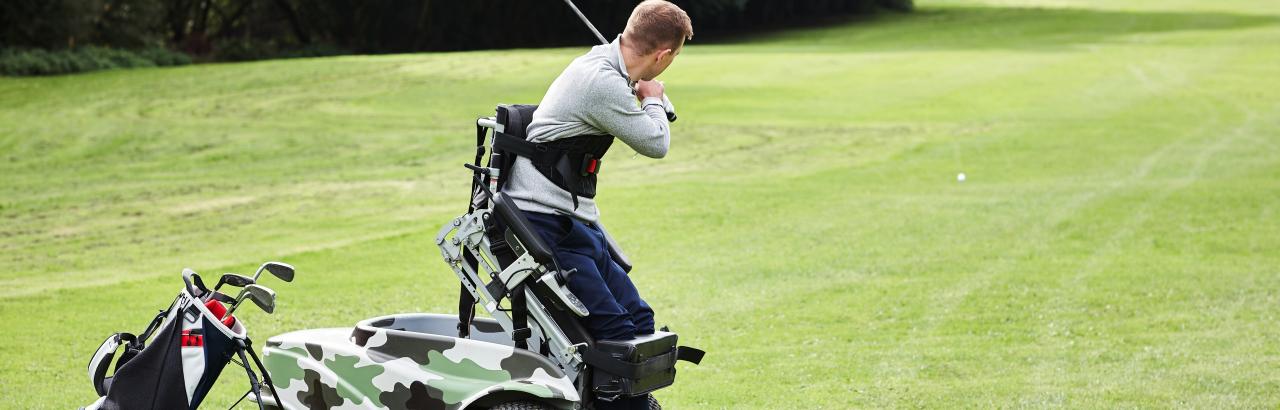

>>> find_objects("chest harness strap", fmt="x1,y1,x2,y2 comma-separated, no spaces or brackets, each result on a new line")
492,132,614,209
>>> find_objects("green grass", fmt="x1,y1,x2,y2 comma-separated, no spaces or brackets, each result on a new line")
3,0,1280,407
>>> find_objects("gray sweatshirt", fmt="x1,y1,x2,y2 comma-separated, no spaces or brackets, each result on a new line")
505,37,671,223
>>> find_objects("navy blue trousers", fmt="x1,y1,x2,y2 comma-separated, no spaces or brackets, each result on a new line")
523,211,655,340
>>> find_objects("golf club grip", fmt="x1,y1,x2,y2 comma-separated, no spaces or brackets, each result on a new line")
662,93,677,122
563,0,680,122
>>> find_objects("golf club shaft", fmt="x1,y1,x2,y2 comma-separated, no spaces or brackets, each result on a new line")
225,292,247,318
252,264,266,282
562,0,608,44
561,0,677,122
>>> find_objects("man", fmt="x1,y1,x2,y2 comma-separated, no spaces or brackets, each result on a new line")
504,0,691,347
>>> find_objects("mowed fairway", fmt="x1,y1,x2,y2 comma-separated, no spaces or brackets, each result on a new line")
3,0,1280,407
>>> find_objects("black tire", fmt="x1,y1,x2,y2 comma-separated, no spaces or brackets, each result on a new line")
490,401,553,410
583,394,661,410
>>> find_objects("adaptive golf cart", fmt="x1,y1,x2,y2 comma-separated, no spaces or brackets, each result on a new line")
258,105,703,410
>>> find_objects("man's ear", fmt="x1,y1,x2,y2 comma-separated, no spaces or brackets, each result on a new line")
655,48,673,63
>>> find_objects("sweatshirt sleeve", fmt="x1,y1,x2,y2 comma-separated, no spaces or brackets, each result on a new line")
584,75,671,158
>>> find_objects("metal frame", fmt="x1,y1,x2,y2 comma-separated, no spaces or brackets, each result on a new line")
435,117,589,381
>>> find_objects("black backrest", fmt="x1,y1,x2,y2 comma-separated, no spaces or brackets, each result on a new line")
496,104,538,138
490,104,538,191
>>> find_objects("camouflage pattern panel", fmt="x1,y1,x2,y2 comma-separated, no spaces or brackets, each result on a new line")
262,314,578,410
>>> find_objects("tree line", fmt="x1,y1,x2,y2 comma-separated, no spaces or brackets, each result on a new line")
2,0,911,62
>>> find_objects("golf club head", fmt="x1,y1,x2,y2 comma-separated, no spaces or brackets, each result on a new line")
217,273,255,290
254,261,295,283
242,284,277,314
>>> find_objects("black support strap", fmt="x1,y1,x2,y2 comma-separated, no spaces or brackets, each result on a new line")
511,283,529,350
676,346,705,365
457,284,475,338
491,131,612,210
492,132,561,164
474,123,487,169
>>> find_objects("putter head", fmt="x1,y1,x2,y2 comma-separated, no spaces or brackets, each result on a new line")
217,273,255,290
243,284,277,314
254,261,295,283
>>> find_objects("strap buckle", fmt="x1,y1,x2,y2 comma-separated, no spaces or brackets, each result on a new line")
580,153,601,176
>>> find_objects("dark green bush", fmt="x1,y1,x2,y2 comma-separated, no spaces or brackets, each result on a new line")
0,47,190,76
78,46,155,69
39,49,85,74
877,0,915,12
219,40,278,62
0,49,50,76
138,48,193,66
277,44,348,59
212,40,347,62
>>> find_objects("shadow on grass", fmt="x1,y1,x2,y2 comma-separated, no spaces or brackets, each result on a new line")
709,5,1280,51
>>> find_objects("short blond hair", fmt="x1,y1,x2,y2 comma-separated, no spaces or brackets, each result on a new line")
623,0,693,55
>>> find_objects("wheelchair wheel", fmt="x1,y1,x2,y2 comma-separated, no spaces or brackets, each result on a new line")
490,401,552,410
582,395,661,410
647,394,661,409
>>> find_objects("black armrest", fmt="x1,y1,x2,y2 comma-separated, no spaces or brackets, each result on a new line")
492,193,555,265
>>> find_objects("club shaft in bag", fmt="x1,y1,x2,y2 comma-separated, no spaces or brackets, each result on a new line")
560,0,678,122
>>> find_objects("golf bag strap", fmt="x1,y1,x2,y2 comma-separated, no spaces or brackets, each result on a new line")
89,332,137,396
138,297,177,342
580,345,703,380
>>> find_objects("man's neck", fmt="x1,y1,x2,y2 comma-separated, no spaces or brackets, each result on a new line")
619,36,646,83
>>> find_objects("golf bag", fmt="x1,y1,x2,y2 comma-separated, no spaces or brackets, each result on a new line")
84,270,274,410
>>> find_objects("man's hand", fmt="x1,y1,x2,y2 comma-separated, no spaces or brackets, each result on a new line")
634,80,665,101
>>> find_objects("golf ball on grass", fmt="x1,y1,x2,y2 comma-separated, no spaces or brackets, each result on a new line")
957,172,966,182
